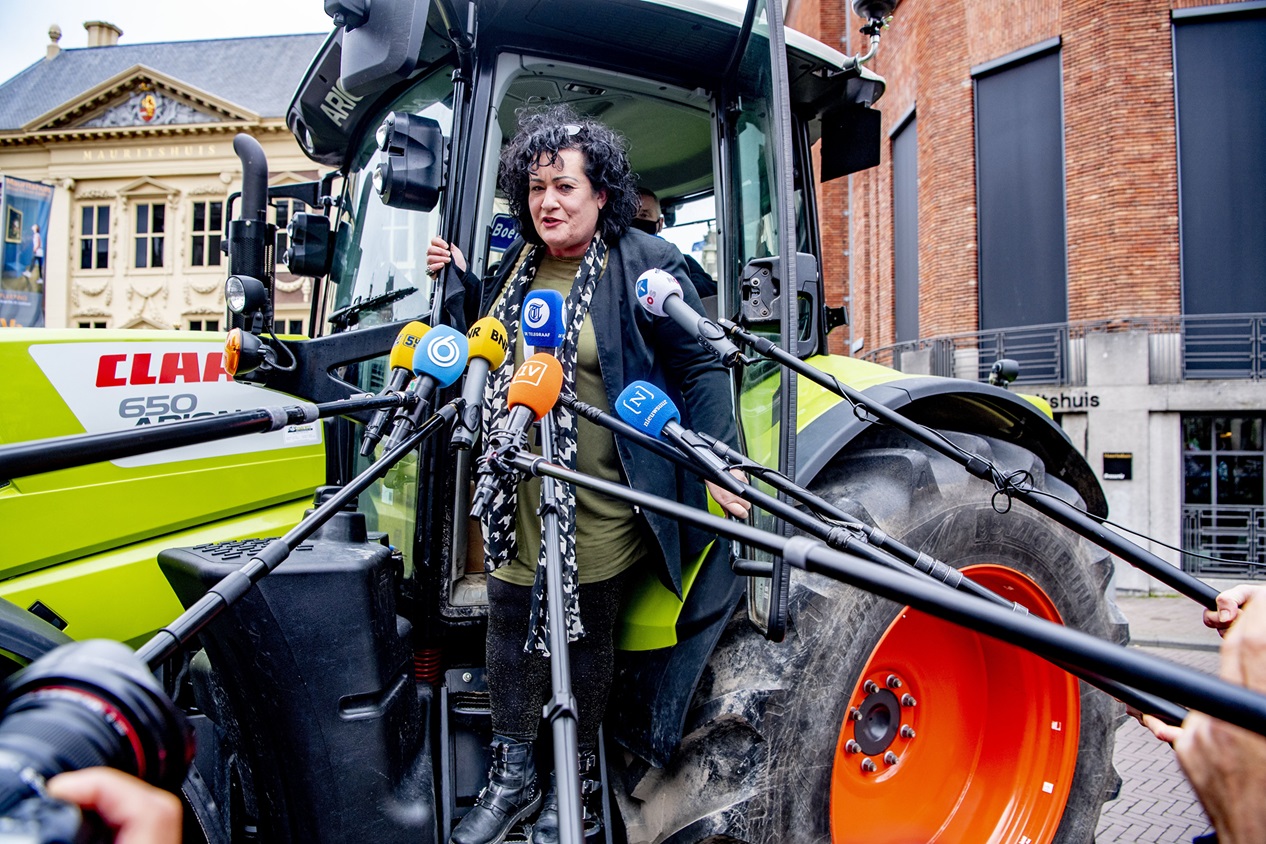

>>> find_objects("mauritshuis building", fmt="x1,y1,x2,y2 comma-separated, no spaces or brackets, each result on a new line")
788,0,1264,590
0,22,324,336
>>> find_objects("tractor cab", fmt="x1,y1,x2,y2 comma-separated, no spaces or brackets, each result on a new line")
266,0,887,636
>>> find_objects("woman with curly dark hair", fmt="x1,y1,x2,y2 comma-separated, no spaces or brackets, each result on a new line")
429,104,748,844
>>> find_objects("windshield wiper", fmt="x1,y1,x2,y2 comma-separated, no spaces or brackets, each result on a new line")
327,287,418,331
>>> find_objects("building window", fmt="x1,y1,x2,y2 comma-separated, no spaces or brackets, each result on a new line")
77,320,108,329
79,205,110,270
274,199,306,266
892,112,919,343
973,43,1066,382
190,201,223,267
274,318,304,336
1174,9,1266,318
188,319,220,332
1183,414,1265,578
134,202,165,268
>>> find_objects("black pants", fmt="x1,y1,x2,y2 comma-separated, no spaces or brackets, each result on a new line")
485,570,631,751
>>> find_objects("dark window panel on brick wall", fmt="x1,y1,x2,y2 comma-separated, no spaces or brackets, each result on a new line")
974,48,1067,332
893,113,919,342
1174,10,1266,317
974,47,1067,383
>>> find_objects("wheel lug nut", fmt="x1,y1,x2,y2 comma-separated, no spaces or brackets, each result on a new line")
902,694,917,707
849,707,862,721
845,740,861,754
886,674,902,689
900,724,916,739
864,680,879,694
861,757,876,773
884,751,899,765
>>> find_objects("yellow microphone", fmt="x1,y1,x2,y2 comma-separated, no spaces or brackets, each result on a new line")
360,321,430,456
452,316,510,450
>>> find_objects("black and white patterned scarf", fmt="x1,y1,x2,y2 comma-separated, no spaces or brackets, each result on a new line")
480,234,607,655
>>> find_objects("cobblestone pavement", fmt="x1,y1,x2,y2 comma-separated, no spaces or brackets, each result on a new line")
1095,646,1219,843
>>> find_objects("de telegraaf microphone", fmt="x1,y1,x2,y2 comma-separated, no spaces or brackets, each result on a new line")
451,316,510,450
360,320,430,456
469,353,564,519
635,268,741,367
380,324,469,454
521,289,565,354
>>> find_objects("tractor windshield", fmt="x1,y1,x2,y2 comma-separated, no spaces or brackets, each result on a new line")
324,67,456,334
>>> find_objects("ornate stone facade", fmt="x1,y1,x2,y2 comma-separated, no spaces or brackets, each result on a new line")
0,32,325,333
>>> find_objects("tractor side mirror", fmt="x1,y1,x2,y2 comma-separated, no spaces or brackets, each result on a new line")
331,0,428,96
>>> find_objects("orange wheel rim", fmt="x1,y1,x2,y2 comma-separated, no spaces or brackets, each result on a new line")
829,565,1080,843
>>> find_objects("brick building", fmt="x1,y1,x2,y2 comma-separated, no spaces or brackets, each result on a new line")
788,0,1266,589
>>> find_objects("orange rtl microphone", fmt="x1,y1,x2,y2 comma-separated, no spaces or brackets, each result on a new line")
469,354,564,518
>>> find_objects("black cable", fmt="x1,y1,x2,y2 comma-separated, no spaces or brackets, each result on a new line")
1020,486,1257,568
814,363,1228,596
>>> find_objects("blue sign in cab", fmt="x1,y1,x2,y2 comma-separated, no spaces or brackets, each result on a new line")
489,214,519,251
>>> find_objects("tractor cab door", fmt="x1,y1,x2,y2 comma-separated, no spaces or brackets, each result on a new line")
723,0,801,638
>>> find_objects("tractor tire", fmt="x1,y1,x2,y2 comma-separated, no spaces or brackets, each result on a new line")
614,429,1125,844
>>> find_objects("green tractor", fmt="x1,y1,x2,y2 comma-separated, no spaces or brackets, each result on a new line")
0,1,1124,841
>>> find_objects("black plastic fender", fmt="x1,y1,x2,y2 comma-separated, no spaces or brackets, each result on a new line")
794,375,1108,518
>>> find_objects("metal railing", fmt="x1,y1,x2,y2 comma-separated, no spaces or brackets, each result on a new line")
1182,505,1266,578
863,313,1266,387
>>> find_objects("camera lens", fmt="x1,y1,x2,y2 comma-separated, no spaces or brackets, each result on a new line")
0,640,191,812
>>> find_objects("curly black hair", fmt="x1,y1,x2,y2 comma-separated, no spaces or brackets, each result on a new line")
498,104,640,246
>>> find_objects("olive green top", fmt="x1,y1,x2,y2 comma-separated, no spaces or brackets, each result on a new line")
491,254,652,586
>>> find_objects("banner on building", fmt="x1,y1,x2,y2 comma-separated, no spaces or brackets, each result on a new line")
0,176,54,328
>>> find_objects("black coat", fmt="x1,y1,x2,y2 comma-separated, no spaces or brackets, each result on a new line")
457,228,740,596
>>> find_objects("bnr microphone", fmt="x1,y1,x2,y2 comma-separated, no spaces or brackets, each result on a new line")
469,353,564,519
379,325,469,453
451,316,510,450
521,289,566,353
635,268,741,366
360,321,430,456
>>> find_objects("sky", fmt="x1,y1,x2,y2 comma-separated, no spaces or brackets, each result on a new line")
0,0,335,83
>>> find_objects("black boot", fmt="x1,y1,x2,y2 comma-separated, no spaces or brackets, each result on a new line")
451,736,543,844
531,752,601,844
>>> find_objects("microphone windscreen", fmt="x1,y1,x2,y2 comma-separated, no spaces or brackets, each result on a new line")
521,289,566,348
615,380,680,438
507,353,564,420
635,268,682,317
389,321,430,370
412,324,470,387
467,316,509,368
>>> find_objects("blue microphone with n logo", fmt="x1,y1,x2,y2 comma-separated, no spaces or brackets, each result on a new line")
616,379,737,480
521,289,565,354
615,381,681,438
380,324,469,453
